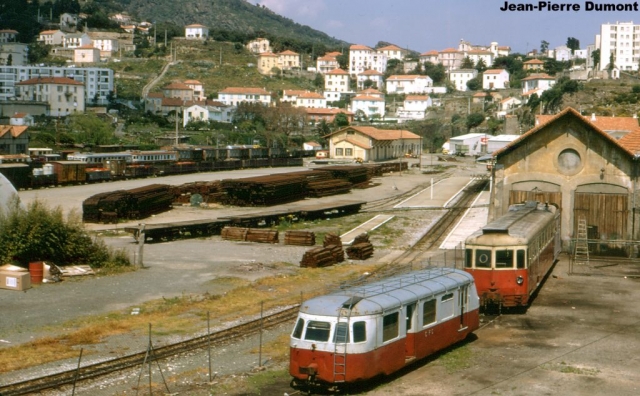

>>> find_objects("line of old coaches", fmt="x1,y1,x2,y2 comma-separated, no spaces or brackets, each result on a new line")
0,146,311,189
289,201,561,390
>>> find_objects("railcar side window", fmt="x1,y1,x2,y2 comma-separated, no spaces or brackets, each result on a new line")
475,249,491,268
292,318,304,339
353,321,366,343
440,293,454,319
517,249,526,269
465,249,472,268
304,321,331,342
382,312,399,342
495,250,514,268
334,322,349,343
422,299,436,326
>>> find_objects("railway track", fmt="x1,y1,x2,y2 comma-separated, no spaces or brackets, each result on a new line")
2,173,487,395
0,307,299,396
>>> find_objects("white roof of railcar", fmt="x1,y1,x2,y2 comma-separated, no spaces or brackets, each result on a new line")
299,268,474,317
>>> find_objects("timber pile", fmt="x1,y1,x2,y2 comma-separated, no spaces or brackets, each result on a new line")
352,233,370,245
346,242,374,260
379,162,409,173
82,184,173,223
284,230,316,246
323,233,343,247
361,164,384,177
221,174,307,206
246,229,279,244
313,165,371,185
325,244,345,263
221,227,279,243
300,247,335,268
170,181,224,204
221,226,248,241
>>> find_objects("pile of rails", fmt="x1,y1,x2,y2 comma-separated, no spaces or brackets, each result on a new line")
221,226,279,243
299,232,345,268
313,166,371,187
220,174,307,206
346,233,374,260
169,181,224,204
82,184,173,223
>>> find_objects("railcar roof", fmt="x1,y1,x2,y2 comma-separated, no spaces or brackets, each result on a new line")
299,268,474,317
467,202,556,243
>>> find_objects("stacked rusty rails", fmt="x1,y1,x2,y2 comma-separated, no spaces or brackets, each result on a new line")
169,181,225,205
221,226,279,243
326,244,345,263
312,165,371,185
284,230,316,246
300,246,335,268
361,163,384,177
307,179,352,198
220,174,307,206
346,242,374,260
221,226,249,241
323,233,343,248
82,184,173,223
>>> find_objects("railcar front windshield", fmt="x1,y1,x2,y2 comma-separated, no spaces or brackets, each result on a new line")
465,247,527,269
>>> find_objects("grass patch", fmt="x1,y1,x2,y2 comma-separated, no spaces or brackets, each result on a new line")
542,362,601,376
250,333,291,364
0,262,383,373
438,344,473,373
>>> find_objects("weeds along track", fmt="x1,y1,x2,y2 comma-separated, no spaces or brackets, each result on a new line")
0,307,299,396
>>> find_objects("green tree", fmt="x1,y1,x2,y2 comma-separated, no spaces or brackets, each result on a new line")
67,113,116,146
461,56,474,69
540,40,550,54
28,42,51,64
475,58,487,73
333,112,350,127
566,37,580,54
466,113,485,131
423,62,446,84
336,53,348,70
466,76,482,91
591,48,601,70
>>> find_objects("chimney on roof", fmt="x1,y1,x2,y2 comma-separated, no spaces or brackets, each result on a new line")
591,113,596,121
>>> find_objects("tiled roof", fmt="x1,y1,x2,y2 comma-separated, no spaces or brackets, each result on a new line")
405,95,429,101
305,108,353,115
219,87,270,95
184,80,202,85
298,92,324,99
0,29,18,34
440,48,459,53
0,126,28,138
378,44,403,51
420,50,439,56
350,44,373,50
283,89,308,96
326,68,349,75
618,128,640,153
494,107,637,159
17,77,83,86
360,69,383,76
484,69,507,74
335,137,372,149
11,113,28,118
524,59,545,64
335,126,420,141
352,95,384,102
146,92,164,98
387,74,427,80
521,73,555,81
161,97,185,106
318,55,337,61
279,50,298,55
39,30,59,35
185,24,207,28
326,51,342,57
259,51,278,57
536,114,639,133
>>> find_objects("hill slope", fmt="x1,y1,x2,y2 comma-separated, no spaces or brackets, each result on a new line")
118,0,348,47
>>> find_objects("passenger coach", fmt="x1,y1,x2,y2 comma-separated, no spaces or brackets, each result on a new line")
289,268,479,390
464,201,561,308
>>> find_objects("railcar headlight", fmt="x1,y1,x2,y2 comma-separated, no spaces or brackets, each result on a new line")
516,276,524,285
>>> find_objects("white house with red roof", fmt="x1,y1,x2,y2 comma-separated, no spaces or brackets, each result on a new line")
523,58,545,71
163,82,195,102
465,49,493,68
316,52,340,74
38,30,65,46
449,69,478,91
9,113,34,126
218,87,271,106
295,92,326,108
396,95,432,120
377,44,406,60
0,29,18,43
439,48,463,70
185,24,208,40
357,69,384,90
63,32,91,49
521,73,556,95
324,68,350,102
278,50,300,70
419,50,439,64
184,80,205,101
483,69,510,90
282,89,308,103
350,94,385,119
348,44,387,76
246,38,271,54
16,77,85,117
386,75,433,94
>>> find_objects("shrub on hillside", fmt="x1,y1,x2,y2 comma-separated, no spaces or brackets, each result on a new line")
0,198,131,269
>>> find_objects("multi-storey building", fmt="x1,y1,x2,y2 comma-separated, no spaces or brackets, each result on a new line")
348,44,387,76
316,52,341,74
0,65,114,105
15,77,85,117
218,87,271,106
598,21,639,71
449,69,478,91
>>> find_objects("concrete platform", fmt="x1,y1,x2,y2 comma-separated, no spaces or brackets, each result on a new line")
393,176,475,208
340,214,395,245
440,187,491,249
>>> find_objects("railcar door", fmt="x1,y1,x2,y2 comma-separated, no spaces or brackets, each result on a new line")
404,303,417,360
459,286,468,330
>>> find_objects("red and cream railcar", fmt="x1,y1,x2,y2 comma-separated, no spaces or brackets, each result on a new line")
464,201,561,308
289,268,479,390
